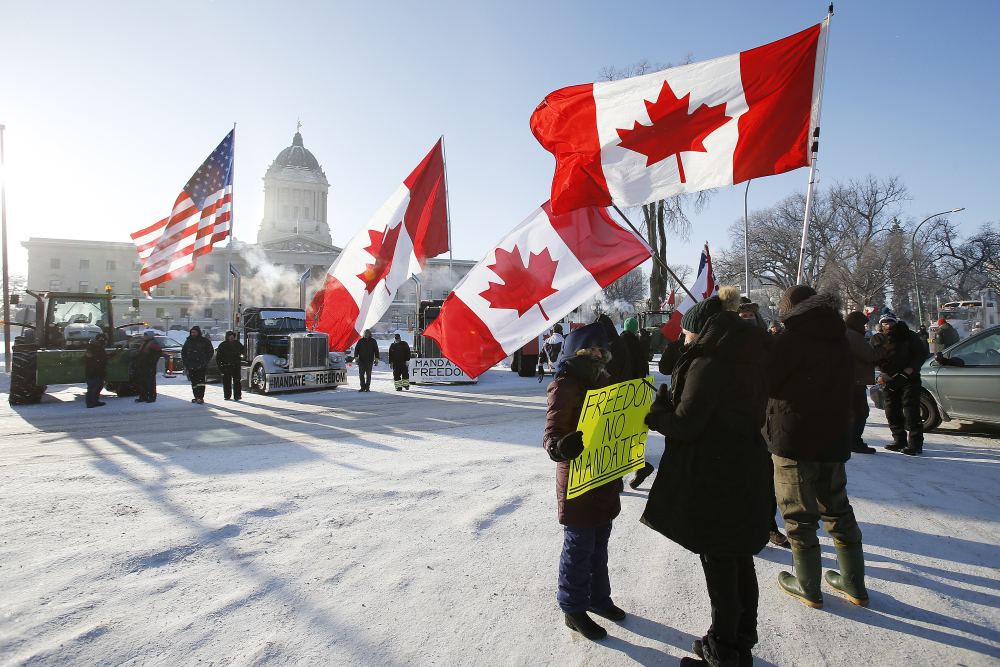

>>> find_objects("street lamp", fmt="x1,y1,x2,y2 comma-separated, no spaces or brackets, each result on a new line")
911,207,964,326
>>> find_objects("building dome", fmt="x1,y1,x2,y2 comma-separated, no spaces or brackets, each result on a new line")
269,132,323,173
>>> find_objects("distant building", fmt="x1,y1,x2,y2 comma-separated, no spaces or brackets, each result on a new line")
22,130,473,333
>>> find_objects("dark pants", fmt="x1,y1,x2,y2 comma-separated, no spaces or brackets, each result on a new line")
85,378,104,407
392,362,409,389
221,368,242,400
769,455,780,533
138,366,156,402
189,368,207,400
851,385,871,446
699,554,759,649
557,522,613,614
773,454,863,550
358,362,373,390
884,379,922,438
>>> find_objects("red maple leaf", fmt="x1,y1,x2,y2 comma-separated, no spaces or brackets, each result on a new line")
616,79,732,182
479,245,559,319
356,223,403,294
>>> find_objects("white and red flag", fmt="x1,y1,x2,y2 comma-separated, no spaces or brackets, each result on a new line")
308,139,449,351
661,245,718,342
131,130,234,291
662,290,676,310
530,21,829,215
422,202,651,378
863,306,878,317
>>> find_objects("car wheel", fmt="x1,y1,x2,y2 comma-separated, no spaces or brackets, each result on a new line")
250,365,266,393
920,391,942,431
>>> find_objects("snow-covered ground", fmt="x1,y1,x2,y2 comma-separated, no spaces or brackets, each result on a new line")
1,366,998,666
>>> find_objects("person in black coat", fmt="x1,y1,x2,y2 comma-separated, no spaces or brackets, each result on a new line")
84,332,122,408
215,330,245,401
353,329,380,392
388,334,411,391
134,331,162,403
595,314,630,385
766,286,868,611
181,326,215,404
642,295,772,667
870,312,928,455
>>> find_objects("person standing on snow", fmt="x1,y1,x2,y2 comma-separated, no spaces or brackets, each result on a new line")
353,329,379,392
766,285,869,611
544,323,625,642
596,314,630,385
134,331,162,403
388,334,411,391
181,326,215,404
215,330,245,401
84,332,122,408
844,312,888,454
870,311,928,455
933,318,960,352
620,318,649,380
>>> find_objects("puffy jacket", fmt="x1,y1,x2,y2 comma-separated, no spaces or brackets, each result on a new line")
215,334,245,371
621,330,649,380
871,321,929,381
135,339,162,369
933,322,960,352
353,337,380,364
388,340,411,366
181,333,215,371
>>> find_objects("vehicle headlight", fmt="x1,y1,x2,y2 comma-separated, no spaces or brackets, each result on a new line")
329,353,341,363
275,358,288,367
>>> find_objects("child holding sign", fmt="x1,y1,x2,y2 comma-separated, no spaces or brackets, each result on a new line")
543,322,625,642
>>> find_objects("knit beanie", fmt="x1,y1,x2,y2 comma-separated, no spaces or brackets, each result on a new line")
144,330,156,340
778,285,818,313
937,318,946,326
680,296,723,335
879,311,898,325
623,317,639,333
845,311,869,333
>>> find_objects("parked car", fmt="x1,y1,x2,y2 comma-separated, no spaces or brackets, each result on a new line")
919,326,1000,430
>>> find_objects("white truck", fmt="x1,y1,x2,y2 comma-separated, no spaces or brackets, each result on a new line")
930,289,998,342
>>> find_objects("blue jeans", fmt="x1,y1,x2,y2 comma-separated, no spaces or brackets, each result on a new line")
85,378,104,407
558,522,613,614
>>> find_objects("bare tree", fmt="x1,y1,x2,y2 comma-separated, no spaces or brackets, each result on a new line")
602,267,648,322
921,220,1000,299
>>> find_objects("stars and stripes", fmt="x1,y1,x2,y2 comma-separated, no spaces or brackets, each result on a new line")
131,130,234,292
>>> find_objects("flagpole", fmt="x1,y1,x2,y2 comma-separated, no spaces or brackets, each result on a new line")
228,122,236,330
611,204,695,301
440,135,453,283
796,5,834,285
744,179,751,297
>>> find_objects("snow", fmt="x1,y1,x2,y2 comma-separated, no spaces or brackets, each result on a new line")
1,366,999,666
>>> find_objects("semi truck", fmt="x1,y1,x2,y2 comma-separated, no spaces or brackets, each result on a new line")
929,290,998,342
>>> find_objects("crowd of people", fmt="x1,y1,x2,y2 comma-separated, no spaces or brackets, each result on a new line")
542,285,935,667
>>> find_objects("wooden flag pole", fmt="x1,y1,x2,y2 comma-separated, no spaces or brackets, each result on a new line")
611,203,695,301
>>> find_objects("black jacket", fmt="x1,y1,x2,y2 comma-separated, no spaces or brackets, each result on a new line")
135,339,162,369
871,321,929,381
765,292,854,462
933,322,960,352
658,338,688,375
621,330,649,380
215,336,245,371
388,340,411,366
353,337,380,364
597,314,630,384
181,335,215,371
641,311,772,556
85,341,120,380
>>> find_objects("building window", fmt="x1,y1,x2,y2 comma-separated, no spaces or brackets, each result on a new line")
156,308,165,318
80,259,90,270
206,264,215,274
204,308,213,318
180,284,190,296
132,261,142,271
50,258,60,269
106,260,116,271
304,207,310,219
180,307,189,318
49,279,60,290
132,283,141,295
283,205,289,217
79,281,89,293
156,285,166,297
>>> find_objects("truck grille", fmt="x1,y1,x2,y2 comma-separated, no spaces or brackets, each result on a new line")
289,333,328,371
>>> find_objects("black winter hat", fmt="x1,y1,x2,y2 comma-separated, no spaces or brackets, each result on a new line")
680,295,723,336
845,311,869,333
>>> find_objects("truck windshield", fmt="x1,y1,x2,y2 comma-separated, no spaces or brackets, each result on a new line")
940,310,971,320
262,317,305,329
645,313,671,328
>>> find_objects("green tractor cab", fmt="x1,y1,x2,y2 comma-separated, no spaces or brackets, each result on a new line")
8,290,142,405
638,309,676,361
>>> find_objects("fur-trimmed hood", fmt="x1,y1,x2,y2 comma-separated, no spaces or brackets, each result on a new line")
779,290,846,341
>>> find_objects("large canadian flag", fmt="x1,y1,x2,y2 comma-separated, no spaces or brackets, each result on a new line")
422,203,651,378
661,245,718,342
308,139,449,351
530,21,829,215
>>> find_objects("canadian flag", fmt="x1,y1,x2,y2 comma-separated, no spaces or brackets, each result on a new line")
662,290,676,310
863,306,878,317
661,245,718,342
530,21,829,215
308,139,449,351
422,203,651,378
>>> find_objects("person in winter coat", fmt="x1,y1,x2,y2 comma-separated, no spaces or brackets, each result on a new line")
641,295,773,667
768,322,783,336
84,332,122,408
596,314,630,385
543,324,565,372
181,326,215,404
388,334,411,391
638,327,651,363
737,297,768,330
870,312,928,455
353,329,379,392
620,318,649,380
134,331,162,403
215,331,245,401
933,318,960,352
766,285,869,611
844,312,888,454
543,323,624,642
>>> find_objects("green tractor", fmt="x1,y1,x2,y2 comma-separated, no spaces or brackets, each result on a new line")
638,309,675,361
7,289,143,405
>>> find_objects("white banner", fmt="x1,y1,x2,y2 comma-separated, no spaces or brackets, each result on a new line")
410,358,478,384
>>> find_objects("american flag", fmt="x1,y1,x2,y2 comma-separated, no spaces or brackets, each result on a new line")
131,130,234,292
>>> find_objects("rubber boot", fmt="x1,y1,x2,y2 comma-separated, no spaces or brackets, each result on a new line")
824,541,870,606
901,431,923,456
778,546,824,608
884,432,907,451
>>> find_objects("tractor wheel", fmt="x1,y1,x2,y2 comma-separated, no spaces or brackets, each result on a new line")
9,345,46,406
518,354,539,377
250,364,266,394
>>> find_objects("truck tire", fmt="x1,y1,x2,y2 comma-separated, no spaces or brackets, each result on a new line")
9,345,46,406
518,353,538,377
250,364,266,393
510,350,520,373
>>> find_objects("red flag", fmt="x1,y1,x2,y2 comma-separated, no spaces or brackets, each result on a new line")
662,290,676,309
530,21,829,215
661,246,718,342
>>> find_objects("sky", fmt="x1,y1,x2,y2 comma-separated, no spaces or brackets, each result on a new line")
1,0,996,281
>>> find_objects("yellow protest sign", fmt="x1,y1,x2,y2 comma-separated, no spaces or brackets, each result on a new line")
566,376,654,500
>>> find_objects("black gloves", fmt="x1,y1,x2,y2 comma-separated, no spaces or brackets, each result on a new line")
644,384,672,430
548,431,585,462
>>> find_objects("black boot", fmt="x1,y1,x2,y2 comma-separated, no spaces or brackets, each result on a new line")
564,612,606,640
588,604,626,621
683,632,740,666
901,431,923,456
629,462,654,489
692,632,753,667
884,433,907,451
851,441,877,454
